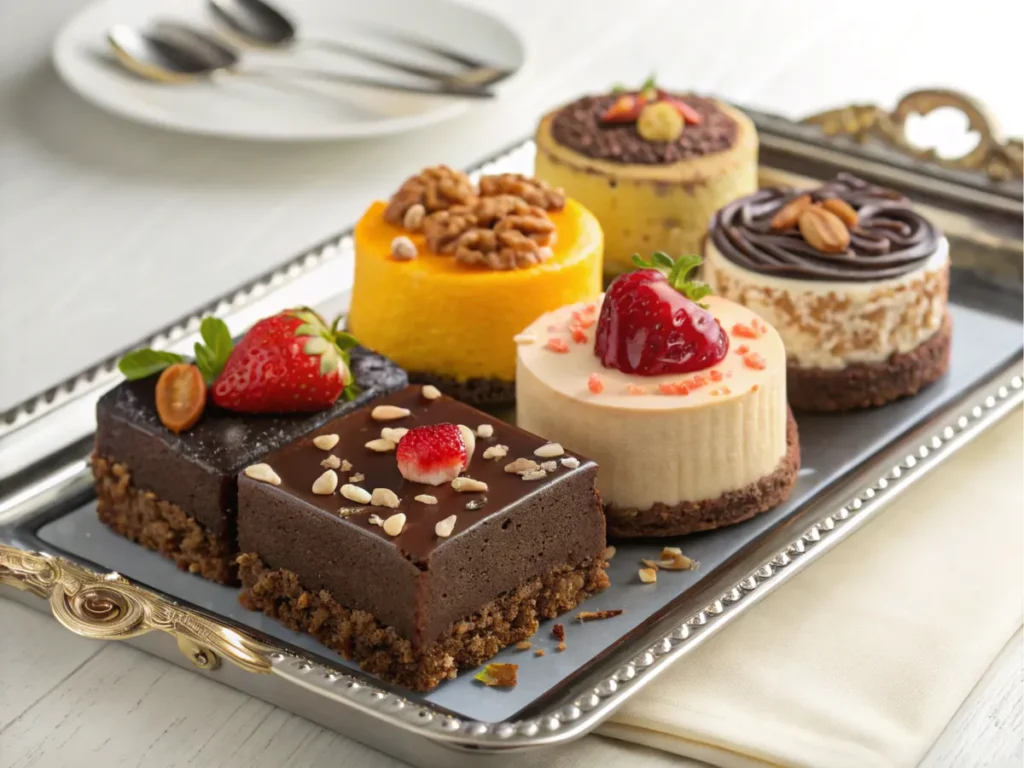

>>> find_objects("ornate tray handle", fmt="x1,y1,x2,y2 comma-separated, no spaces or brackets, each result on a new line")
0,544,274,674
804,88,1023,182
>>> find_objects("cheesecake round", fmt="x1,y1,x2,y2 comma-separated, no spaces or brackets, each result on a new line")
348,166,603,407
534,83,757,277
703,173,951,412
516,287,798,538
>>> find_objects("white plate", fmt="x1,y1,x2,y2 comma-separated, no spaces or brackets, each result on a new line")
52,0,526,141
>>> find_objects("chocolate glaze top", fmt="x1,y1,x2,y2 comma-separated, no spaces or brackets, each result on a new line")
549,93,738,165
96,348,408,476
248,385,596,566
708,173,942,281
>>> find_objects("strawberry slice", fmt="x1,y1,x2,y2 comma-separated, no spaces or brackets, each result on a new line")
211,309,356,413
600,95,643,124
396,424,468,486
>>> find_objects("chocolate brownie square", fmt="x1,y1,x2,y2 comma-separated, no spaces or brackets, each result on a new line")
93,348,407,584
236,384,609,690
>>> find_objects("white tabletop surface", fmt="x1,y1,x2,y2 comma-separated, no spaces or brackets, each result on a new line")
0,0,1021,766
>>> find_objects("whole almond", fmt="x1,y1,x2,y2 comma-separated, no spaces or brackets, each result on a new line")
769,194,812,231
798,206,850,254
820,197,859,228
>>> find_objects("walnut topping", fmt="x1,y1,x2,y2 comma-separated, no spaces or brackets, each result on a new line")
349,472,365,483
384,165,476,227
639,567,658,584
504,458,540,474
370,488,400,508
482,444,509,461
515,641,532,650
552,623,566,642
321,455,341,470
435,514,457,538
423,206,478,253
455,228,553,271
244,463,281,486
311,470,339,495
340,459,353,472
479,174,565,211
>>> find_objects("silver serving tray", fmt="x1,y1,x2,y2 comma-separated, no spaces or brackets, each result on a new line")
2,121,1023,766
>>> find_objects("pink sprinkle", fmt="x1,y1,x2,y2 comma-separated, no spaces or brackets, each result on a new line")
587,373,604,394
627,384,646,395
571,328,588,344
545,338,569,353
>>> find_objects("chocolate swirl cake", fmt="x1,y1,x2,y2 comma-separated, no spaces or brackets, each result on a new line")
709,173,941,281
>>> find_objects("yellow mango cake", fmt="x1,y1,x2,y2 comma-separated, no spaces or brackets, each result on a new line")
348,166,603,406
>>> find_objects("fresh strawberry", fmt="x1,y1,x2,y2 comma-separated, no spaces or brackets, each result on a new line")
210,308,356,413
595,253,728,376
396,424,468,486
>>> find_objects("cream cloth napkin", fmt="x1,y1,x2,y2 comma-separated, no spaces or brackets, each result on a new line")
591,407,1024,768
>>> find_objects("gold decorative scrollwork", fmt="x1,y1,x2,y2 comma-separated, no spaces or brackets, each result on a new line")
0,543,274,674
804,88,1023,182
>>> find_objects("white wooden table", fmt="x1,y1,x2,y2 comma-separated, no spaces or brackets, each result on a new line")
1,1,1021,766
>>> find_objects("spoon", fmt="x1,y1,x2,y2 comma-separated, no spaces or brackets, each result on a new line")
107,24,496,99
207,0,510,89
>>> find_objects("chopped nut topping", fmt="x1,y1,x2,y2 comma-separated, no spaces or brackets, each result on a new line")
365,438,397,453
513,332,537,345
384,165,476,226
435,514,457,538
455,226,554,271
452,477,488,493
556,642,567,653
534,442,564,458
534,649,546,657
475,424,494,439
479,173,566,211
552,623,565,642
415,494,438,505
370,488,400,508
661,546,681,557
421,384,442,400
540,461,558,472
576,609,623,623
312,434,340,451
244,463,281,486
642,552,699,571
340,459,353,472
320,455,342,470
311,470,339,495
504,458,540,474
520,469,548,481
639,567,658,584
515,641,532,650
457,425,477,461
341,484,372,504
371,405,411,421
422,205,477,253
465,497,487,510
368,514,384,527
602,545,617,561
402,203,426,231
482,444,509,461
349,472,365,483
382,513,406,536
561,457,580,469
474,663,518,687
390,236,418,261
381,427,408,444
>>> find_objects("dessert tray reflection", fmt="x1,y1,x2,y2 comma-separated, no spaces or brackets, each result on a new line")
1,86,1022,768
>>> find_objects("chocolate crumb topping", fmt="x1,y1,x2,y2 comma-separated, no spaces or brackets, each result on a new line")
550,94,738,164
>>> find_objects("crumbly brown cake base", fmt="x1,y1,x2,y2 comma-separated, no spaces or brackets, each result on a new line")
606,409,800,538
788,314,952,413
408,371,516,408
237,554,609,691
93,456,237,585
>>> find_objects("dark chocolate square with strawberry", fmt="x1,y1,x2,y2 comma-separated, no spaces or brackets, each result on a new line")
235,384,609,691
93,309,408,585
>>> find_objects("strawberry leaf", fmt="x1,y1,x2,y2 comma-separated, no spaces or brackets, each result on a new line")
334,331,359,351
193,316,233,384
630,252,714,306
118,349,184,380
